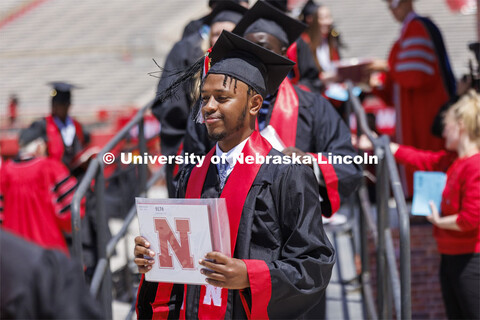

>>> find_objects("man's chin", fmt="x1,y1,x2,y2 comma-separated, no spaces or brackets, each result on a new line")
207,130,226,142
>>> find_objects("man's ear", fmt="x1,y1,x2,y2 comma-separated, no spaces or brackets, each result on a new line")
249,94,263,116
281,46,287,57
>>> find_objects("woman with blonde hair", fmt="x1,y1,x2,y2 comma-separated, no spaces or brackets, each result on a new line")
355,90,480,319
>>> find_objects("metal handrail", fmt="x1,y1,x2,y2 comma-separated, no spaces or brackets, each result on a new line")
347,82,411,320
90,167,165,297
70,99,154,319
71,99,154,261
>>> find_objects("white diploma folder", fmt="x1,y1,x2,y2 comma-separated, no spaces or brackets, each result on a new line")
135,198,230,285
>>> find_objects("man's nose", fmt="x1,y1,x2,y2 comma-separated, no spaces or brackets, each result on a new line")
202,96,217,114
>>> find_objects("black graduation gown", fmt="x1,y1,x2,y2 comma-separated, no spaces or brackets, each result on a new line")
183,86,362,216
0,230,103,319
152,32,205,196
137,149,335,319
290,38,323,92
181,16,207,40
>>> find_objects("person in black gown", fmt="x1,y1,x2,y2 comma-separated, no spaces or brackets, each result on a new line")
134,30,335,319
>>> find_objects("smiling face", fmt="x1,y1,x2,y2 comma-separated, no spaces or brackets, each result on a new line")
201,73,262,151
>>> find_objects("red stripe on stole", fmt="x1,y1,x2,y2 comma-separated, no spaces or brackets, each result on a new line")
185,131,272,319
268,79,299,148
45,116,64,162
308,153,340,215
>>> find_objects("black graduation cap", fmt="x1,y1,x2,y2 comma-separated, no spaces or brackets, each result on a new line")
207,30,295,97
48,81,78,105
18,121,45,147
300,0,319,22
232,1,306,46
209,0,248,9
204,1,248,26
264,0,288,12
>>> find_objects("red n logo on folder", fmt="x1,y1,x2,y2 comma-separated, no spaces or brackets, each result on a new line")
154,218,194,269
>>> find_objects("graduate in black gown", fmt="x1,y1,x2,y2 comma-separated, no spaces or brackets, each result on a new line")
153,1,247,197
0,230,103,319
134,30,335,319
27,82,90,175
184,1,362,218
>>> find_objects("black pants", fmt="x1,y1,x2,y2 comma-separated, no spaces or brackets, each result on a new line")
440,253,480,319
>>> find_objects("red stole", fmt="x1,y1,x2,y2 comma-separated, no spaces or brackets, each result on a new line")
286,41,300,84
184,131,272,319
267,79,299,148
45,115,65,162
45,115,85,163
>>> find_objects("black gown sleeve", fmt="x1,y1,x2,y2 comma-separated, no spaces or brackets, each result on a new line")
0,231,103,319
253,164,335,319
152,37,201,157
152,42,190,155
295,38,323,92
310,94,362,215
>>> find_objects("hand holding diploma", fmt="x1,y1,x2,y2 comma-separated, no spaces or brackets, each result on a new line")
134,236,155,273
134,237,249,289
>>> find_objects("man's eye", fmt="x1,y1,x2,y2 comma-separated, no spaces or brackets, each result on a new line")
216,96,228,102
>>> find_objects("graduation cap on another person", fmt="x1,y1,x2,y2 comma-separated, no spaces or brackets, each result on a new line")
203,1,249,26
206,30,295,97
300,0,320,23
18,122,45,147
264,0,288,12
154,30,294,120
208,0,248,9
232,0,307,46
48,81,78,106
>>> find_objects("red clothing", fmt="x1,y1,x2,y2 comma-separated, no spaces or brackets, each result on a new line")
45,115,86,166
395,146,480,254
384,14,456,196
388,15,451,150
0,157,84,255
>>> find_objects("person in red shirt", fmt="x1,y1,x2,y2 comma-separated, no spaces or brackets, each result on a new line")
0,123,85,256
355,90,480,319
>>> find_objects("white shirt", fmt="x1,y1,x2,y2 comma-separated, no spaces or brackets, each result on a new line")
53,116,76,147
316,39,335,73
215,137,249,178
